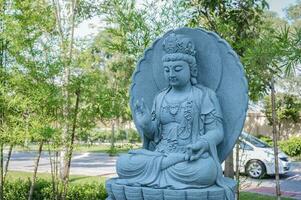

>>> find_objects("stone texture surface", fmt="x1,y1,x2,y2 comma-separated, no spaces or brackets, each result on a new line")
105,27,248,200
106,177,236,200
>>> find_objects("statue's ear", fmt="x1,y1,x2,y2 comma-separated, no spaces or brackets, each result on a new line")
191,65,198,77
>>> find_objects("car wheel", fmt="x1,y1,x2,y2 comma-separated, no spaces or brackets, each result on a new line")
246,160,266,179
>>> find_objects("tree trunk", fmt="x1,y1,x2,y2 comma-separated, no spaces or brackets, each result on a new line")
110,120,115,153
49,147,58,200
28,141,44,200
224,151,234,178
49,148,55,198
62,88,81,200
278,123,285,140
271,78,281,200
235,140,240,199
0,144,3,200
3,144,12,183
52,0,77,182
55,151,59,200
60,56,71,181
0,1,6,198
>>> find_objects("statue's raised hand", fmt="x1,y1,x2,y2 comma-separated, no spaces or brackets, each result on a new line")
134,98,151,130
185,139,209,161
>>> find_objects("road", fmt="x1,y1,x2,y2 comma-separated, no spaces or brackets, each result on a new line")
6,151,118,177
5,151,301,198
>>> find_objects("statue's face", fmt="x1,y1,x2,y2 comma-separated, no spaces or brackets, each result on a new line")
163,60,190,87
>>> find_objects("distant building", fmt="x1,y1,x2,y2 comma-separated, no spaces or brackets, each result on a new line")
243,103,301,139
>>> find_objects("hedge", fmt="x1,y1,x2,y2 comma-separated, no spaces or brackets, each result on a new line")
257,134,301,157
279,137,301,157
3,179,107,200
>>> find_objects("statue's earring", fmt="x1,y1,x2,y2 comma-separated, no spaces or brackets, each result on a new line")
190,66,198,85
191,77,197,85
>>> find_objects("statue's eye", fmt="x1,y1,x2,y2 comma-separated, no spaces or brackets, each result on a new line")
164,67,170,73
174,66,183,72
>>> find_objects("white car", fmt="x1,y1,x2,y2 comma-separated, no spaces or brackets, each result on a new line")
226,132,291,179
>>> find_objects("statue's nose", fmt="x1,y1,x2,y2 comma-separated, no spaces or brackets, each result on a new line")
169,70,176,77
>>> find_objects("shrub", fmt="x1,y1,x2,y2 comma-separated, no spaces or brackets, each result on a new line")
95,130,111,143
3,179,107,200
66,183,107,200
279,137,301,157
128,129,141,143
4,179,29,200
107,146,118,156
116,130,127,141
256,134,273,146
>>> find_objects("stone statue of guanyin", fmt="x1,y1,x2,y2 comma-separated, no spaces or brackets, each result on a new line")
106,28,248,200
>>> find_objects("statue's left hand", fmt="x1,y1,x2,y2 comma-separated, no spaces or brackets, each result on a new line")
185,140,209,161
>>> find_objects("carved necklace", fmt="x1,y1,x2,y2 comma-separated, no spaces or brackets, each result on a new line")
164,90,192,117
169,104,180,116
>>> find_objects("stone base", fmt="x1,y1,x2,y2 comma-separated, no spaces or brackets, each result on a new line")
105,178,236,200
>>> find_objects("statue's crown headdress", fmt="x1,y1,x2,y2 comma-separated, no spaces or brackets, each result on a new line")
163,33,196,56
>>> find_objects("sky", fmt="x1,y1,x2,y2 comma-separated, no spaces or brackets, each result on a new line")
74,0,299,38
267,0,299,18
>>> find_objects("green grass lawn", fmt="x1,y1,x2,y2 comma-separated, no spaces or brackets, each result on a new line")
74,143,141,153
8,143,141,154
6,170,106,184
240,192,293,200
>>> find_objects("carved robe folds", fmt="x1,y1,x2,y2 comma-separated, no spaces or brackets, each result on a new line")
116,86,223,189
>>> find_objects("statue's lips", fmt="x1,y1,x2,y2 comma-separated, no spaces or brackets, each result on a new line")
169,78,178,83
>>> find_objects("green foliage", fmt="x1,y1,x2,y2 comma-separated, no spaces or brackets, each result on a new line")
278,75,301,97
116,129,127,141
76,0,103,23
92,131,110,143
257,134,301,157
65,183,107,200
3,179,107,200
242,23,300,99
0,0,60,148
127,129,141,143
256,134,273,146
94,0,149,121
4,179,29,200
240,192,293,200
2,178,291,200
285,0,301,28
182,0,273,101
180,0,301,101
95,0,188,122
77,128,139,144
263,93,301,126
279,137,301,157
184,0,269,52
107,146,118,156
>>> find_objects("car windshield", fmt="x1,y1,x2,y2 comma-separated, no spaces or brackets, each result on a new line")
242,133,270,148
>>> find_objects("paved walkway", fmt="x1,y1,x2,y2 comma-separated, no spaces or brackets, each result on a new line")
242,162,301,199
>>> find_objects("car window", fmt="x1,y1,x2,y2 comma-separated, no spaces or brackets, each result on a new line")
239,141,253,150
242,134,270,148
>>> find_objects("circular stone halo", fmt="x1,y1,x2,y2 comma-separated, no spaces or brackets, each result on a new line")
130,27,248,163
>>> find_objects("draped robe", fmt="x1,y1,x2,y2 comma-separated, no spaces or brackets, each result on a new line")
116,85,234,199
